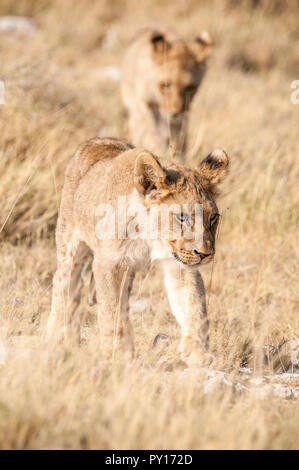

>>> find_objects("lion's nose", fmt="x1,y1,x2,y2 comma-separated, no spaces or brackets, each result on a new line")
193,250,211,260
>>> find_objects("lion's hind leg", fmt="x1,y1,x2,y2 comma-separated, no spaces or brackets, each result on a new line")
46,239,88,346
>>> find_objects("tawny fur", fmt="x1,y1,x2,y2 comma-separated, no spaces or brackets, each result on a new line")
46,137,229,364
121,28,212,158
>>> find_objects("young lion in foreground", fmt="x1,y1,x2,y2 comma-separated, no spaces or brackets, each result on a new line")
46,138,229,364
121,28,212,158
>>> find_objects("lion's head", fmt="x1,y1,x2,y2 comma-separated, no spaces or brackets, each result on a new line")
149,29,212,121
134,149,229,267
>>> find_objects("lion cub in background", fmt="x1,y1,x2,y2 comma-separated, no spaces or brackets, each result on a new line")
121,28,212,158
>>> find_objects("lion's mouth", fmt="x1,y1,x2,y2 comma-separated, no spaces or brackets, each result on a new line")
172,252,201,266
173,252,183,263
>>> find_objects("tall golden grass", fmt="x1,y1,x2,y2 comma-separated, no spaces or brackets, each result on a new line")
0,0,298,449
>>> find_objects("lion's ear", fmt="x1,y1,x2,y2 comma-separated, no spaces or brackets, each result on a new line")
197,149,229,194
134,152,167,196
191,31,213,62
151,31,171,54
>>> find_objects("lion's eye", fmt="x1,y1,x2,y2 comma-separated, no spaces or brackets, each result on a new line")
210,213,220,225
184,84,197,95
175,213,191,226
160,82,171,92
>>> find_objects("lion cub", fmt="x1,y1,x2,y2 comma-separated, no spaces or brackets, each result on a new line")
46,138,229,365
121,28,212,158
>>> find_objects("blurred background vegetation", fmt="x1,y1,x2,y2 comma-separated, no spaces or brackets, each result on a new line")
0,0,298,449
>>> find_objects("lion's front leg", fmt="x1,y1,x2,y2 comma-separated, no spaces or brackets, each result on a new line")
162,260,210,366
93,256,135,360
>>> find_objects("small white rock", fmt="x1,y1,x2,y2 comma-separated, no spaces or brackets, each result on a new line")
95,66,121,82
0,16,37,35
98,126,111,137
101,30,119,51
130,297,150,314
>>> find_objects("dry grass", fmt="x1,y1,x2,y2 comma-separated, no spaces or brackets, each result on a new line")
0,0,298,450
